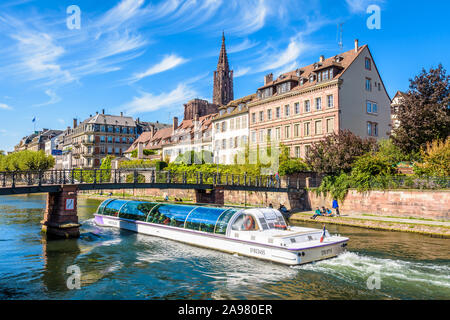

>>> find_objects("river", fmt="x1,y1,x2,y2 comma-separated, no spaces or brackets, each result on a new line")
0,194,449,300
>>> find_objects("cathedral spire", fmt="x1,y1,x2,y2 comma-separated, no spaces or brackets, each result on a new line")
213,33,234,106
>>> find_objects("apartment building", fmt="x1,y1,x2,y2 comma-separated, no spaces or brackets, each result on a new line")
162,113,215,163
212,94,254,164
71,110,138,168
248,40,391,158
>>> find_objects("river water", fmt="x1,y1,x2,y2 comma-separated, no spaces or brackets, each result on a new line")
0,194,449,300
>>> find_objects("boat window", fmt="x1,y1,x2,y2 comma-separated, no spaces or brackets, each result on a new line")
258,217,268,230
214,209,238,235
97,199,115,215
263,210,277,220
231,213,259,231
185,206,230,233
102,199,128,216
147,204,193,227
118,201,157,221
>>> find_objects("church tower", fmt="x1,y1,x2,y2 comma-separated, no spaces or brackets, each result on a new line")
213,33,234,106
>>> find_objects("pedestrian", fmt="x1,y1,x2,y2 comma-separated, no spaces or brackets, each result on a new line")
268,203,273,208
275,172,280,186
311,207,321,219
332,199,340,216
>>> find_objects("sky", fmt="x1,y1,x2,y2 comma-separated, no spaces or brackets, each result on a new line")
0,0,449,152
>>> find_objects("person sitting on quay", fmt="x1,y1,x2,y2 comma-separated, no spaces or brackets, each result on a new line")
325,208,334,217
311,207,322,219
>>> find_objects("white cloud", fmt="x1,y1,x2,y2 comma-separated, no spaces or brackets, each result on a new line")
234,67,251,78
0,103,13,110
130,54,188,83
33,89,61,107
123,83,198,114
260,37,307,72
227,39,259,54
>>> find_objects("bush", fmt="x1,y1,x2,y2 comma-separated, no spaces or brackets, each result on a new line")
414,138,450,177
126,173,145,183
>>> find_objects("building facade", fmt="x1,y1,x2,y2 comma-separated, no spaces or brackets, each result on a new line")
390,91,406,131
71,110,138,168
212,94,254,164
248,40,392,158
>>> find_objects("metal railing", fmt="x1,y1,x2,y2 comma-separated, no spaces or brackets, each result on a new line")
0,169,310,191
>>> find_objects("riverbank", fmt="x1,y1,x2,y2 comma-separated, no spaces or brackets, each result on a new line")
79,192,450,238
289,212,450,239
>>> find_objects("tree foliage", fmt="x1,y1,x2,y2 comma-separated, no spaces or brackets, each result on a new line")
392,64,450,154
0,150,55,171
306,130,377,174
278,144,309,176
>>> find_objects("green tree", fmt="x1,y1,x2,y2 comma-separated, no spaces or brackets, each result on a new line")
414,137,450,177
392,64,450,154
306,130,377,174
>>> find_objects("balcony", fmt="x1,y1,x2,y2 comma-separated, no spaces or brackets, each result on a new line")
82,139,94,145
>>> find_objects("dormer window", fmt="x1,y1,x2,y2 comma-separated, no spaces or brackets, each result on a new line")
238,103,245,111
309,74,315,82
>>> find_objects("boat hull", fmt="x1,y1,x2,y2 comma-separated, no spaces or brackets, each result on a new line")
94,214,348,265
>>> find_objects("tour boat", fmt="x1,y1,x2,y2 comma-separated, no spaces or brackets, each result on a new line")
94,199,349,265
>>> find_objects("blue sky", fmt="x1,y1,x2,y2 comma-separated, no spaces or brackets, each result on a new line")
0,0,449,151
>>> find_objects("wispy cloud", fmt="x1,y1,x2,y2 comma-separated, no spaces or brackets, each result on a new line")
0,103,13,110
123,82,198,115
234,67,251,78
130,54,188,83
33,89,61,107
345,0,384,13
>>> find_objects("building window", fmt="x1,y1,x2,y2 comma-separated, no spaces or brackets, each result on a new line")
365,78,372,91
285,105,290,117
367,101,378,114
107,136,112,143
107,126,113,133
115,137,120,143
368,122,378,136
251,131,256,143
221,121,227,132
215,123,220,133
365,58,371,70
295,146,301,158
294,102,300,114
304,100,311,113
315,120,322,135
326,118,334,133
259,111,264,122
305,145,311,157
236,117,241,129
276,107,281,118
267,109,272,120
252,113,256,124
285,126,290,139
259,130,264,142
327,95,334,108
304,122,310,136
230,119,235,130
315,97,322,110
242,115,248,128
267,128,272,140
294,123,300,137
275,127,281,140
222,139,227,149
100,136,105,142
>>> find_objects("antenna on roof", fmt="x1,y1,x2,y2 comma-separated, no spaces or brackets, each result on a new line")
337,23,344,52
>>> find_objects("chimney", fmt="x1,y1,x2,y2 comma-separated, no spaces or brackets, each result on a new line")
73,118,77,128
150,125,155,138
172,116,178,134
264,73,273,85
354,39,359,52
137,142,144,159
120,112,123,117
96,111,98,115
102,109,105,114
319,55,325,62
194,113,199,122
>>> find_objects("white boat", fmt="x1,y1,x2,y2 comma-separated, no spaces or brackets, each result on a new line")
94,199,349,265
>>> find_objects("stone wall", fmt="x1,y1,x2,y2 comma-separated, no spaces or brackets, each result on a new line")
306,189,450,220
84,187,449,220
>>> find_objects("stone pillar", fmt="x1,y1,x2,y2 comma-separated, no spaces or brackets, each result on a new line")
41,185,80,238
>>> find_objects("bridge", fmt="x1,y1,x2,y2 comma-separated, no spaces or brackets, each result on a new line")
0,169,311,238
